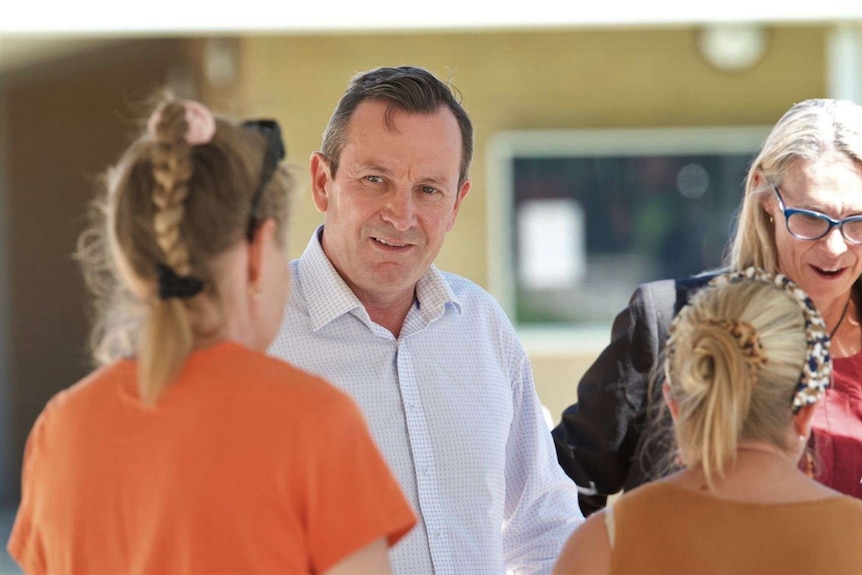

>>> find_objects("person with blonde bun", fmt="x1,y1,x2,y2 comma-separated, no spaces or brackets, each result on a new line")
553,268,862,575
7,95,415,574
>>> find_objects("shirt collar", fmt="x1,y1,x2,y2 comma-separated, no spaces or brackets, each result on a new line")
414,259,462,324
297,226,461,332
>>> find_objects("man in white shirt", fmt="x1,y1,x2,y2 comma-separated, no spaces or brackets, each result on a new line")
269,65,582,575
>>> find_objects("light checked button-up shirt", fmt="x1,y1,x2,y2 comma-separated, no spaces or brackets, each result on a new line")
269,228,582,575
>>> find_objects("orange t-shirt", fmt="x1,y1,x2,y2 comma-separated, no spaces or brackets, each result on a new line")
7,341,416,574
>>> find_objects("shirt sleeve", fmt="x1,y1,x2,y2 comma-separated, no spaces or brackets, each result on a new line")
7,407,50,575
300,389,416,574
501,344,585,575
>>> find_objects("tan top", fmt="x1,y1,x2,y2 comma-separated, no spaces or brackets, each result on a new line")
610,481,862,575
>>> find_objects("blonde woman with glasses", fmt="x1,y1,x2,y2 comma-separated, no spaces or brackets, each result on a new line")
555,98,862,515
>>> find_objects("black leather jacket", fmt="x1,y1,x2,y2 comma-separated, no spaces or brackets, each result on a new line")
552,273,717,516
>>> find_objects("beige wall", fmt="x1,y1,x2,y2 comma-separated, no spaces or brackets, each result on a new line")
220,25,827,422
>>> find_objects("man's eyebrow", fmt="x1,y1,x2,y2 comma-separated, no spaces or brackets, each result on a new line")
354,162,392,175
418,175,450,186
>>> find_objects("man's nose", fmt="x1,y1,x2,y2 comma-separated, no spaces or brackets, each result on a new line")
381,189,416,231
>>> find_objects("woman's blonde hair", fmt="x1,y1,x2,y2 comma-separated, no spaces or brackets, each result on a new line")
77,94,292,404
664,273,827,489
726,98,862,272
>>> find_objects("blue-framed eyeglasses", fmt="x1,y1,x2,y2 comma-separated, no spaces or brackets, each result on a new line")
770,182,862,245
242,119,286,242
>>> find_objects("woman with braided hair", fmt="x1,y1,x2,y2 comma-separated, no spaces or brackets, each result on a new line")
554,268,862,574
7,96,415,574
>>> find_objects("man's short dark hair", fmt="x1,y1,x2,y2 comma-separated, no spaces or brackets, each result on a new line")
321,66,473,186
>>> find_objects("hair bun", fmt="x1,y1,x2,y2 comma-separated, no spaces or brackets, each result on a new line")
147,99,216,146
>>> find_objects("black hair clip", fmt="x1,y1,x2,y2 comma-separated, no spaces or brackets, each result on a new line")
155,263,204,300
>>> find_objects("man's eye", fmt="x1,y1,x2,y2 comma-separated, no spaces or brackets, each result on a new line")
421,186,437,194
365,176,383,183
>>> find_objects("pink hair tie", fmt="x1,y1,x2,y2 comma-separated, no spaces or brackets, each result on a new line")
147,99,216,146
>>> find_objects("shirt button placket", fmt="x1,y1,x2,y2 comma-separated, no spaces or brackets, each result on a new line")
396,341,454,575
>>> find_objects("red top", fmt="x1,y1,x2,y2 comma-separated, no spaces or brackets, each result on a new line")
810,351,862,498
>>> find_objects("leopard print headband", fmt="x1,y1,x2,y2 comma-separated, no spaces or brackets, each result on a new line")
669,267,832,414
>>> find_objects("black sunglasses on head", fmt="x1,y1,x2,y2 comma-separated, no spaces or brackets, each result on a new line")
242,119,286,242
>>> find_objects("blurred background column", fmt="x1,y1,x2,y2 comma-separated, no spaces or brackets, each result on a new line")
0,83,12,504
828,23,862,101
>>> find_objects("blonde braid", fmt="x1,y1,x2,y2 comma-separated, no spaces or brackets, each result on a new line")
138,100,198,404
80,95,289,406
149,102,194,276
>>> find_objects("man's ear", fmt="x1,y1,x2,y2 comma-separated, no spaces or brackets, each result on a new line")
446,178,471,233
310,152,332,213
